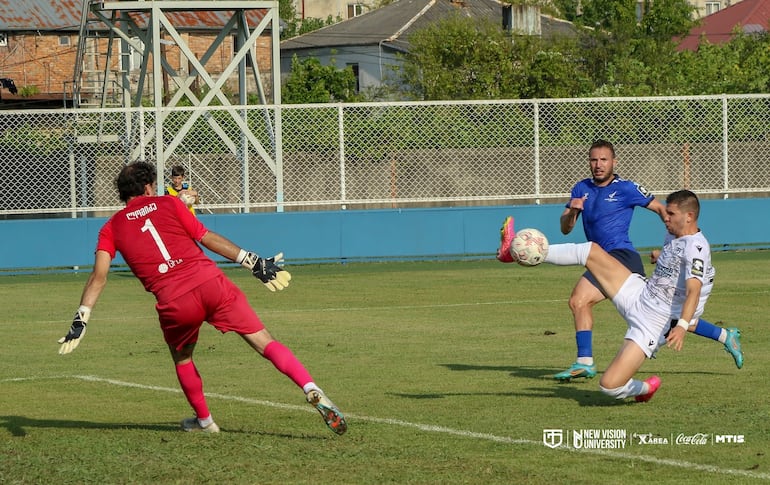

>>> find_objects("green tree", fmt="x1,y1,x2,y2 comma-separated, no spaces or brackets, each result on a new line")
577,0,639,84
639,0,696,41
401,14,592,100
514,35,594,98
402,15,520,100
398,0,767,100
278,0,338,39
677,30,770,95
278,0,298,39
282,56,360,103
576,0,695,95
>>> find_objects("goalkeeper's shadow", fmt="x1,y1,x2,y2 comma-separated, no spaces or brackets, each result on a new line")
0,415,308,437
0,415,179,437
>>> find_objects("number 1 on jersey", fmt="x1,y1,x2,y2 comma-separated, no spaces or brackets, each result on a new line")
141,218,172,261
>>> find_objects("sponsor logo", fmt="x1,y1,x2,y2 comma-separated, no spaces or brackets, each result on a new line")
572,429,627,449
631,433,669,445
543,429,564,449
715,434,745,444
675,433,710,445
691,258,704,276
543,430,744,449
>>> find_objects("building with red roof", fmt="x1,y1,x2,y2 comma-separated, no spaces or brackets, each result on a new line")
677,0,770,51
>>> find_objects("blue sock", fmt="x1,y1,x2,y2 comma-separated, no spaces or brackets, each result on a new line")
693,319,723,341
576,330,593,362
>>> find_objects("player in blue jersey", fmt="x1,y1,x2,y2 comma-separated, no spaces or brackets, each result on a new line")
550,140,743,380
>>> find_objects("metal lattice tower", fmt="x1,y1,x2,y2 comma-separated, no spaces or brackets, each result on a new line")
73,0,283,207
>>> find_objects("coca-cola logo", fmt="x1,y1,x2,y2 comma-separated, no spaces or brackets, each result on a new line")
675,433,710,445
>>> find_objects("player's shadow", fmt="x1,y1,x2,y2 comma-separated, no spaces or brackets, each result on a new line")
0,415,178,437
388,363,620,406
0,415,316,439
441,363,553,380
390,362,734,407
440,361,732,378
388,386,616,407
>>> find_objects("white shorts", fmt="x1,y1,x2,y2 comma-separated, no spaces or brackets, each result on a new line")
611,274,669,358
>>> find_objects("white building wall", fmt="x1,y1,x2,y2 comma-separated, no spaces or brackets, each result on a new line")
293,0,377,20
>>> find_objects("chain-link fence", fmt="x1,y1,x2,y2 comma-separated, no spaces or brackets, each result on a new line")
2,94,770,218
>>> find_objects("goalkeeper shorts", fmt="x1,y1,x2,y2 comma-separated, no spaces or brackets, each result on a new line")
156,273,265,350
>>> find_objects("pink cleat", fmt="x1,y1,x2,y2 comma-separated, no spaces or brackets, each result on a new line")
496,216,516,263
635,375,661,402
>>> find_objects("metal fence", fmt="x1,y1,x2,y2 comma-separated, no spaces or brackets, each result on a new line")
2,94,770,218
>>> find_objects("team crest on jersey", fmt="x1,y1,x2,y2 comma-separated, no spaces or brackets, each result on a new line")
691,258,704,276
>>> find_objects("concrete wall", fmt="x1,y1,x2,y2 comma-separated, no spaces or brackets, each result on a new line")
1,198,768,272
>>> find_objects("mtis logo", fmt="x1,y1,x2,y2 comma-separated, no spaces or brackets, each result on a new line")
715,435,744,444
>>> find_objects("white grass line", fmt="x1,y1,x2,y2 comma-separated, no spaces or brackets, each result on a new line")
4,375,769,481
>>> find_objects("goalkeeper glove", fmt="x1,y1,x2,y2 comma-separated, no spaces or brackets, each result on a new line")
58,306,91,355
237,250,292,292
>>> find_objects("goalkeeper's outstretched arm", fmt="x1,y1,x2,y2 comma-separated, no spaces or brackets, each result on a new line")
58,250,111,355
200,231,291,292
199,231,242,261
79,250,111,308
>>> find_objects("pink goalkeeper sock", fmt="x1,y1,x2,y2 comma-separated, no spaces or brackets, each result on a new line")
175,361,211,419
263,340,314,389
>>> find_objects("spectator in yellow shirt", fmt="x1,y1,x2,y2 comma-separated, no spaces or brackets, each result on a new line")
165,165,198,215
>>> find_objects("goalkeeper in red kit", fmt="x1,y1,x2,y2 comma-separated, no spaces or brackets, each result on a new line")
57,161,346,435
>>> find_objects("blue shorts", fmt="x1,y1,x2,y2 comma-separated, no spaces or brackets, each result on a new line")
583,248,645,293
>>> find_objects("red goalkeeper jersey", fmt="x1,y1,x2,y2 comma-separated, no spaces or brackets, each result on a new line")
96,194,221,303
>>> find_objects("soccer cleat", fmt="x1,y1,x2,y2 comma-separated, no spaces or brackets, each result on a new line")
181,416,220,433
723,327,744,369
635,375,661,403
553,362,597,381
306,389,347,435
496,216,516,263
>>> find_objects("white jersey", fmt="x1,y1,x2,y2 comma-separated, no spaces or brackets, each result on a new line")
643,231,714,321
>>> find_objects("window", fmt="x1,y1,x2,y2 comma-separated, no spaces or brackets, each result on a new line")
347,3,365,18
59,35,71,46
347,63,360,93
233,35,253,67
705,1,721,15
129,37,144,71
0,33,7,47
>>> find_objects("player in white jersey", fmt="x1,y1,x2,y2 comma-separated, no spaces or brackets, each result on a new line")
648,232,714,327
620,230,713,361
503,190,712,402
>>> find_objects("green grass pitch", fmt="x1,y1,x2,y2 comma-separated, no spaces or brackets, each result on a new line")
1,251,768,484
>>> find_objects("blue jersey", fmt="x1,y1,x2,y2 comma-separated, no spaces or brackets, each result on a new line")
567,175,654,251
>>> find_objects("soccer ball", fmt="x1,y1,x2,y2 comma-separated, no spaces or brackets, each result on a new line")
178,192,195,206
510,228,549,266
